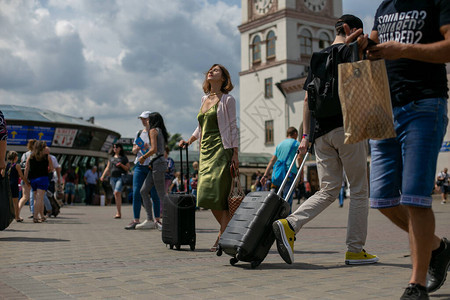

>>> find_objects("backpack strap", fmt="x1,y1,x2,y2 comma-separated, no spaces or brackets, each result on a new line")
135,130,143,141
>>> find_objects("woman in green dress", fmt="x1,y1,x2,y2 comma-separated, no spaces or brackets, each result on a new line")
179,64,239,251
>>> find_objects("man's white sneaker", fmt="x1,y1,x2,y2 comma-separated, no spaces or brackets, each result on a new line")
135,219,155,230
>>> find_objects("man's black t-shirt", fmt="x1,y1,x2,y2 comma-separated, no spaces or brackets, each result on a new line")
303,43,352,139
373,0,450,106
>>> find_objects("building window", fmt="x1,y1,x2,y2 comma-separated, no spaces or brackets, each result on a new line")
319,32,331,49
265,120,274,145
265,77,273,98
299,29,312,56
266,30,276,59
252,35,261,63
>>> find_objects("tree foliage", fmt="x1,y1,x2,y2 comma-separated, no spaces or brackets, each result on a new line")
168,133,182,151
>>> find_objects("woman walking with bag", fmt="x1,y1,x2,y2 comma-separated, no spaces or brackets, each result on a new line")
137,112,169,230
179,64,239,251
24,141,53,223
100,143,129,219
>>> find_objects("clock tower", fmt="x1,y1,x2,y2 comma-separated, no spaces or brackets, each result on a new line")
238,0,342,153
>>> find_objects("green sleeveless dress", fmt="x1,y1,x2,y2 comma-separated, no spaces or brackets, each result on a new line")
196,103,233,210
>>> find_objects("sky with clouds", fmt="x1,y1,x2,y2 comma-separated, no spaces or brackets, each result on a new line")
0,0,382,139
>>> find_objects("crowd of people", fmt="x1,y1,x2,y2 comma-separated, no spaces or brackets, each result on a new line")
1,1,450,299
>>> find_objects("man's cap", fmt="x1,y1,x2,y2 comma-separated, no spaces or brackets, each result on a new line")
335,14,363,30
138,111,151,119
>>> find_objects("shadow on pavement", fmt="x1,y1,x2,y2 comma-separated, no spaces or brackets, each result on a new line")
3,229,39,233
303,226,347,230
431,294,450,299
195,228,219,233
222,262,333,270
0,237,70,242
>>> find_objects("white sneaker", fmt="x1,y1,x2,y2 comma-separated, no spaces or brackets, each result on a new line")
135,219,155,230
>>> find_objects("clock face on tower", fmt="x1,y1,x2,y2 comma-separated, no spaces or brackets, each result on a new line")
304,0,326,12
254,0,273,15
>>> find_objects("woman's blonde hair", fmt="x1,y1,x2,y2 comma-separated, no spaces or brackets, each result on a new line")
202,64,233,94
30,141,47,161
26,139,36,151
7,151,18,161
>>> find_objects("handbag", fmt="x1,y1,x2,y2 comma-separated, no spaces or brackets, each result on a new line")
121,173,133,186
0,170,15,230
228,162,245,218
337,42,396,144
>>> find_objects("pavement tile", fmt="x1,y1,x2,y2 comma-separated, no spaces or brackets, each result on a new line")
1,197,450,299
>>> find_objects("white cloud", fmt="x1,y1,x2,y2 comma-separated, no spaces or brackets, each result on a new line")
0,0,382,140
0,0,241,139
55,20,76,37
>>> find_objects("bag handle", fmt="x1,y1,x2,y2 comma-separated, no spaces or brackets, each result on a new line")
230,161,239,178
179,145,189,194
229,162,244,195
285,152,309,201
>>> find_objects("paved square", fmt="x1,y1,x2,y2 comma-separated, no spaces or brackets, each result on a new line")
1,196,449,299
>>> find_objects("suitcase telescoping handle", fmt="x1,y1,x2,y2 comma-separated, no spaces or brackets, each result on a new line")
179,144,190,194
276,150,310,202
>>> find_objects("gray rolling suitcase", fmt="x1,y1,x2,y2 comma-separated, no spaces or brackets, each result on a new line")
217,151,309,268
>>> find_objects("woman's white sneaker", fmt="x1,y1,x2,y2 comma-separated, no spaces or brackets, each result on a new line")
135,219,155,230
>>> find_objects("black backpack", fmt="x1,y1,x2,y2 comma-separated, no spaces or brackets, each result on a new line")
307,44,347,118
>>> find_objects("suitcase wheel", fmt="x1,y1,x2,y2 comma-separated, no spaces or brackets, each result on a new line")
236,247,242,261
230,257,238,266
169,244,174,250
251,260,262,269
175,244,181,250
190,243,195,251
216,246,223,256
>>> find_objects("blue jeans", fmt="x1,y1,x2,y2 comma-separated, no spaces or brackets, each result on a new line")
132,164,160,220
110,176,124,192
370,98,448,208
339,185,345,207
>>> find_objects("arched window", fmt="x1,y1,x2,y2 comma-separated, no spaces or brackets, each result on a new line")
319,32,331,49
252,35,261,63
299,29,312,56
266,31,276,59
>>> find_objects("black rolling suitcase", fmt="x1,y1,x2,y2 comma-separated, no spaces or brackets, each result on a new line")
217,151,309,268
162,146,196,251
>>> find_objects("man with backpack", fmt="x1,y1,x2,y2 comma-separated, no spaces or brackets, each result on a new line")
272,15,378,266
260,127,300,212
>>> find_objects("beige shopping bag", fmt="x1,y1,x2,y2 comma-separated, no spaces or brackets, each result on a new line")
338,58,396,144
